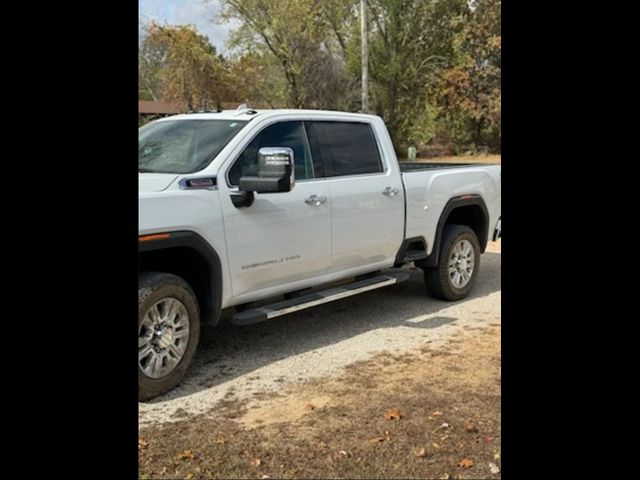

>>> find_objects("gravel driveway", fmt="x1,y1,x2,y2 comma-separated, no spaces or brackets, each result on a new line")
139,240,501,426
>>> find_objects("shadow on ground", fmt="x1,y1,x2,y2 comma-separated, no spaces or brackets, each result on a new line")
144,252,501,403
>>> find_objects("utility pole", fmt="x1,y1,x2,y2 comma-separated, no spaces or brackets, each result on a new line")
361,0,369,113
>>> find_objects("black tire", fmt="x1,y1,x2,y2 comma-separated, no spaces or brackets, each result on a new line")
423,224,481,301
138,272,200,401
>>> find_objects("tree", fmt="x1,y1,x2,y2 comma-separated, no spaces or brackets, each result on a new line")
366,0,469,152
220,0,357,109
438,0,501,151
139,22,232,110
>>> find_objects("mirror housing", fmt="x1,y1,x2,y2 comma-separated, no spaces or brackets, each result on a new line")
238,147,295,194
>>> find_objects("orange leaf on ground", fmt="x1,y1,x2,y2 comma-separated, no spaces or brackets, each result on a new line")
464,421,479,433
458,458,474,468
414,448,427,458
251,458,262,467
384,408,402,420
177,450,195,460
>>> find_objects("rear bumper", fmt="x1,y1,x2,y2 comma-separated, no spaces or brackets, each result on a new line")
492,217,501,241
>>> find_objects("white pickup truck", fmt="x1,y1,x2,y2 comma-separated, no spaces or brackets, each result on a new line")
138,107,501,400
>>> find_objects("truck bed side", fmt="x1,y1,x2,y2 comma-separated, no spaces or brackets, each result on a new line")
402,165,501,255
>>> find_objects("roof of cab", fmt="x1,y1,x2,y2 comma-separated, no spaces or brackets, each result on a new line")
154,108,380,122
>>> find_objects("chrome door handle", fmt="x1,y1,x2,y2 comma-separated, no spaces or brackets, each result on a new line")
382,187,400,197
305,194,327,206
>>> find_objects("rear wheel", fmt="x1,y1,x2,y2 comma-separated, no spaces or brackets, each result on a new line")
138,272,200,401
423,224,480,301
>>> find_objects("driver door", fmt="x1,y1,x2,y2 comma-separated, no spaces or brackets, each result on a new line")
218,121,331,302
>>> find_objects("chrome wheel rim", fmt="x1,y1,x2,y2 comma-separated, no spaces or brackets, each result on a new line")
448,239,475,288
138,297,190,379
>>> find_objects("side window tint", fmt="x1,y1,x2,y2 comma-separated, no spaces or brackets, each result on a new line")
305,122,382,177
228,121,313,185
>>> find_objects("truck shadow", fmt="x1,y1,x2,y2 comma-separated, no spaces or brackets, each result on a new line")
145,251,500,404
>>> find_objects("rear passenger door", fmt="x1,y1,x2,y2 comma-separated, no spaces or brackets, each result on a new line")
305,121,405,274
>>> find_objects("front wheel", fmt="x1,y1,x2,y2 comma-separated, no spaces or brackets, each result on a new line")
138,272,200,401
423,224,481,301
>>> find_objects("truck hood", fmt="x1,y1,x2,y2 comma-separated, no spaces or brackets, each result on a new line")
139,173,179,193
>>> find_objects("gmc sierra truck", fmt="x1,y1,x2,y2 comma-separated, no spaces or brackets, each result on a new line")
138,107,501,400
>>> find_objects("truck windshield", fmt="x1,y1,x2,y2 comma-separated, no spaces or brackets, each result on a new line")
139,119,248,174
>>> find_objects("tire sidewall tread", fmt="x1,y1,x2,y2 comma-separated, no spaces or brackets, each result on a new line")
138,272,200,401
424,224,481,301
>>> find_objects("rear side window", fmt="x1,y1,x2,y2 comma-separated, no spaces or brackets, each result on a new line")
305,121,383,177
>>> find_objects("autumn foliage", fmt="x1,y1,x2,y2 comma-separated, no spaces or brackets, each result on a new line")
139,0,501,154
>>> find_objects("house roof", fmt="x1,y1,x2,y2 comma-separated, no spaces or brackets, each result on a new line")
138,100,182,114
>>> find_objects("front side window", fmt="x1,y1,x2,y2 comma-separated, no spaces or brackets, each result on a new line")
139,120,248,174
305,121,383,177
228,121,314,186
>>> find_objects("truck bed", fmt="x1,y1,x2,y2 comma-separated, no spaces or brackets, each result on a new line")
400,163,501,254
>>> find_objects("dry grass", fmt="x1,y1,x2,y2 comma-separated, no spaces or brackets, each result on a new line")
139,324,501,479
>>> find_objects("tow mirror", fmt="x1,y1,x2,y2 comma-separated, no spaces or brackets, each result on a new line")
232,147,295,208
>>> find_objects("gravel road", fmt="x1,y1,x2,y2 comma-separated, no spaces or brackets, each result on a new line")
139,240,501,426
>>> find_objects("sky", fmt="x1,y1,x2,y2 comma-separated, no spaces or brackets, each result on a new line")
138,0,238,52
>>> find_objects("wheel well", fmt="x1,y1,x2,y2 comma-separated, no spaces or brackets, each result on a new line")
445,205,488,252
417,197,490,269
139,247,213,320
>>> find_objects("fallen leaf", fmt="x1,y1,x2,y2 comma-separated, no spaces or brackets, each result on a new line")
185,474,194,480
432,442,440,449
304,403,315,410
251,458,262,467
369,436,385,443
414,448,427,458
215,436,225,444
489,462,500,474
138,437,148,450
432,411,443,416
338,450,348,457
464,421,479,433
438,422,450,430
385,408,402,420
177,450,195,460
458,458,474,468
